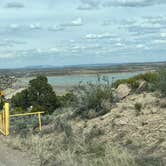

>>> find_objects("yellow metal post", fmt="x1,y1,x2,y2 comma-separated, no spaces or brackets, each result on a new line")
38,113,42,131
4,103,10,136
3,109,5,130
0,114,2,129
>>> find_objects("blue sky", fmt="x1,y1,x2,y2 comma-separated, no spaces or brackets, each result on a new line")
0,0,166,68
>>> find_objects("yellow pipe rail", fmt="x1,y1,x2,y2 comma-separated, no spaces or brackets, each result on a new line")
10,111,44,131
0,103,44,136
10,112,44,117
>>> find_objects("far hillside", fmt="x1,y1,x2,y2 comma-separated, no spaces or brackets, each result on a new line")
0,61,166,77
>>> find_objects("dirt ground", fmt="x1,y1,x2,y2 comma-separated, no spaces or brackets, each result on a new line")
0,137,37,166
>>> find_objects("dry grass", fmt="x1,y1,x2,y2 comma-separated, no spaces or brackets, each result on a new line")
6,134,137,166
4,91,166,166
5,114,138,166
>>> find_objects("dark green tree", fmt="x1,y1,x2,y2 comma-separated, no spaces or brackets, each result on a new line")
28,75,60,113
11,89,29,109
12,75,60,114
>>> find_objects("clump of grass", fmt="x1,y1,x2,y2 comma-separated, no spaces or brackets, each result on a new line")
54,117,73,136
126,139,133,145
135,156,165,166
84,125,105,142
135,102,142,116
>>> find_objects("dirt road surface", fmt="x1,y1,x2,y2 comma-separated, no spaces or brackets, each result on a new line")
0,138,37,166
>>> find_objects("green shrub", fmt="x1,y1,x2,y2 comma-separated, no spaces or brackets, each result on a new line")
87,142,106,157
11,107,26,114
59,91,77,107
135,103,142,111
113,70,166,97
113,72,159,90
85,125,105,142
54,117,73,137
10,118,29,137
135,103,142,116
74,78,113,119
0,95,5,110
41,115,51,126
31,105,47,113
11,89,30,109
125,139,133,145
158,69,166,97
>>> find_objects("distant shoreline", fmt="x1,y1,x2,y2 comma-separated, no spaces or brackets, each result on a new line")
0,61,166,70
0,61,165,78
18,70,145,81
15,68,153,78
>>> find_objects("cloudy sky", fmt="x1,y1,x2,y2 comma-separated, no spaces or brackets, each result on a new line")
0,0,166,68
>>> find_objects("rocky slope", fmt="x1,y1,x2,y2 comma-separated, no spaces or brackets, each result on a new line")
71,91,166,164
2,85,166,165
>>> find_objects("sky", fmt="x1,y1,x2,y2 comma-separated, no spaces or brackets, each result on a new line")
0,0,166,68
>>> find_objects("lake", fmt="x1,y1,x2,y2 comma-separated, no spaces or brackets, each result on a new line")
47,71,144,86
19,71,144,87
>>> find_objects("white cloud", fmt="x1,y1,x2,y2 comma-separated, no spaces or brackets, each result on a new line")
78,0,99,10
71,18,83,26
136,44,144,48
153,40,166,44
115,43,125,46
160,32,166,37
10,24,20,29
49,47,61,53
84,33,114,39
62,18,83,27
0,52,17,58
29,23,42,30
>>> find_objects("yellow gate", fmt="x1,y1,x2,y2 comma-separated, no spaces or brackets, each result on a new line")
0,103,44,136
0,103,10,136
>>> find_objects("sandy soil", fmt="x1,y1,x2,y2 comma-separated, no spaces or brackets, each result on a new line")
0,137,37,166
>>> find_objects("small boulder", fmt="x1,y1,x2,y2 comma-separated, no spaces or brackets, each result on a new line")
115,84,131,100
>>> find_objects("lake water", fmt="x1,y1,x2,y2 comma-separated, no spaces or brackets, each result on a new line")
20,71,144,87
47,71,144,86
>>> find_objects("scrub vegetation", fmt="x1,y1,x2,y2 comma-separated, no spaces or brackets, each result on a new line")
4,69,166,166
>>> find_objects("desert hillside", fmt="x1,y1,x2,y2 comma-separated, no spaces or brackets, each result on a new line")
1,71,166,166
